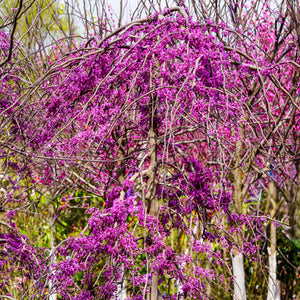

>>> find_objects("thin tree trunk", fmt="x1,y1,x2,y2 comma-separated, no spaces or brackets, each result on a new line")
232,252,246,300
116,266,126,300
147,127,159,300
295,160,300,239
232,141,246,300
116,138,127,299
49,204,57,300
267,180,280,300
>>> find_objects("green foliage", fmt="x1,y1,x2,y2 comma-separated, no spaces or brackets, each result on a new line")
1,0,71,53
277,227,300,300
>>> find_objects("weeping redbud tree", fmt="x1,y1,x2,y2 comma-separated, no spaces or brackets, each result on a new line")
1,2,299,300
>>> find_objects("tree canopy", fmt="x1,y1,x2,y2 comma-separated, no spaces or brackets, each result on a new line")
0,1,299,300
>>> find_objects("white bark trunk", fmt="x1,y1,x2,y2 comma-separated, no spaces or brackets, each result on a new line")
232,139,246,300
48,248,57,300
49,292,57,300
267,248,280,300
232,252,246,300
267,180,280,300
119,285,127,300
49,204,57,300
116,267,126,300
176,280,183,297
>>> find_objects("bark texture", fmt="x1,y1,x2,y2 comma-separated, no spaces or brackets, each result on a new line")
267,180,280,300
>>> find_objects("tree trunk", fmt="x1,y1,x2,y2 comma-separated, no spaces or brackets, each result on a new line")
116,266,126,300
232,140,246,300
49,204,57,300
147,127,159,300
232,252,247,300
294,160,300,239
267,180,280,300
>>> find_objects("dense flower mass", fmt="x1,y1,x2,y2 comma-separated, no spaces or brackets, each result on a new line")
0,2,299,299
